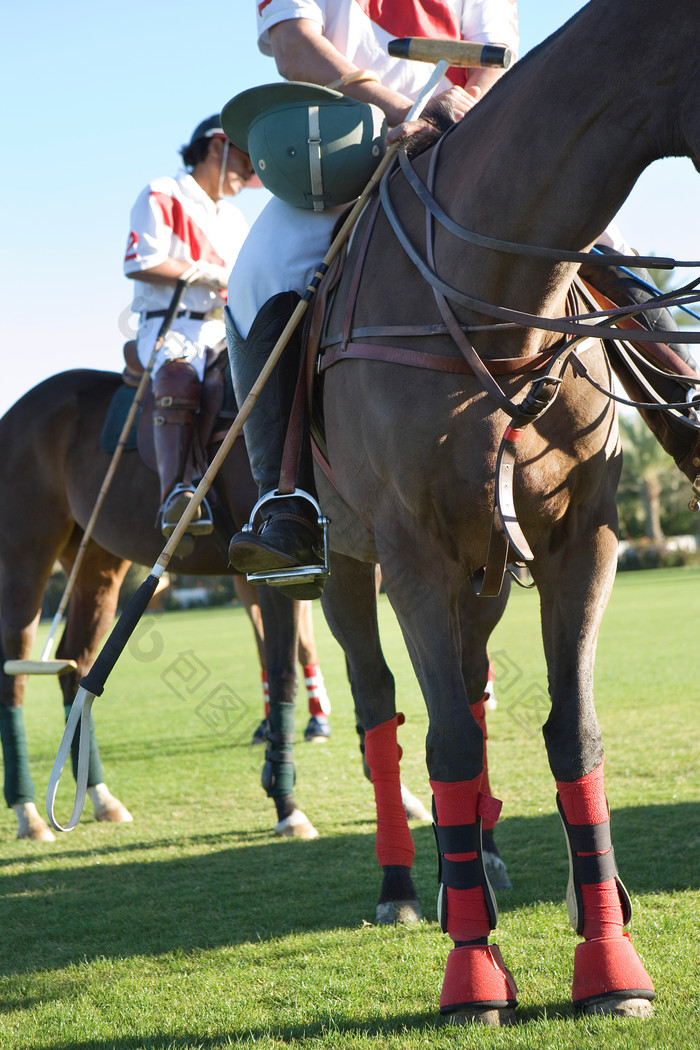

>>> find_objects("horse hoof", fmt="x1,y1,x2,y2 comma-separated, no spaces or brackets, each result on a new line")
274,809,318,839
13,803,56,842
303,715,330,742
582,997,654,1018
95,801,134,823
375,899,422,925
88,784,133,823
250,718,268,745
443,1007,516,1027
400,784,431,822
484,850,512,890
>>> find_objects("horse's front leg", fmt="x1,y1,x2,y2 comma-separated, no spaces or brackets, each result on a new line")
321,551,421,924
0,547,62,841
380,551,517,1025
535,509,655,1018
258,585,317,839
57,544,133,825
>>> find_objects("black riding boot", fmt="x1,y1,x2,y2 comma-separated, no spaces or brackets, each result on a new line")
152,359,212,546
226,293,326,599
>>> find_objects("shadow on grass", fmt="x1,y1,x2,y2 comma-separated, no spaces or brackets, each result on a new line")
3,1002,604,1050
0,802,696,979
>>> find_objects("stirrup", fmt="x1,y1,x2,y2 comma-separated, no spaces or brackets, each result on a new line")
161,484,214,536
242,489,330,589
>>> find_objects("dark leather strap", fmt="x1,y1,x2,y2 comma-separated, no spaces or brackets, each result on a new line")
319,341,562,376
396,138,691,270
145,309,207,321
380,152,700,343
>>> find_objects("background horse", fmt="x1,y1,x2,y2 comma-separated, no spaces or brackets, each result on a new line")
0,368,328,841
312,0,700,1023
0,367,442,879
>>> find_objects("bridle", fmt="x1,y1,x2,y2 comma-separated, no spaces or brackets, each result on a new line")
374,130,700,594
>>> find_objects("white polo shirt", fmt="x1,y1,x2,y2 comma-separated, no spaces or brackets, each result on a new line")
125,170,250,373
257,0,519,96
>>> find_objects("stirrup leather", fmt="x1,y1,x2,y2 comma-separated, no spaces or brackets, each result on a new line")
242,489,330,588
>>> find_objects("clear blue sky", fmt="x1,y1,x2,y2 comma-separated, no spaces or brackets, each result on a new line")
1,0,698,417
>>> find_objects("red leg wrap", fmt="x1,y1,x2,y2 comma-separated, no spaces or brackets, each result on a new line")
557,761,623,939
364,714,414,868
572,934,655,1006
440,944,517,1013
431,778,501,942
557,761,655,1004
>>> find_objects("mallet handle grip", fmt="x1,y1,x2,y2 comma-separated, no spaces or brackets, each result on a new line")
388,37,513,69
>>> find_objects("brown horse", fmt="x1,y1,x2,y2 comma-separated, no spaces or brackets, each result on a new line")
0,367,328,841
311,0,700,1023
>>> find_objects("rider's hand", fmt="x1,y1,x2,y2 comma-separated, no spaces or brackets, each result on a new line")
387,85,482,146
188,261,229,290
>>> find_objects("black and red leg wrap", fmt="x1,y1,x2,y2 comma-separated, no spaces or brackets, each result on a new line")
432,786,517,1012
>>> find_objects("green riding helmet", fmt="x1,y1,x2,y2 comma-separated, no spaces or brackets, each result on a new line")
221,82,387,211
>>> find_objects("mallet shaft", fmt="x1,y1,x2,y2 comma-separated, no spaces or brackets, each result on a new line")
388,37,513,69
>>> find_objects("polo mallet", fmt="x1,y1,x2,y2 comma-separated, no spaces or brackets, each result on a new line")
4,272,195,678
46,38,512,832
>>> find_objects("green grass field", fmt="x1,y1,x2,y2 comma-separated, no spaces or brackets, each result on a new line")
1,567,698,1049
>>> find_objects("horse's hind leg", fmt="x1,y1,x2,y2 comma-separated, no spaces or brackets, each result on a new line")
321,552,421,925
297,601,332,743
55,543,133,824
234,577,331,743
233,575,269,743
257,585,317,839
456,584,512,891
535,517,655,1017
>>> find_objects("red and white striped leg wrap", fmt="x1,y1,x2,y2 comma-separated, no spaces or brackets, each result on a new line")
431,777,516,1013
557,761,655,1007
363,714,414,868
261,671,270,719
484,658,497,709
304,662,331,717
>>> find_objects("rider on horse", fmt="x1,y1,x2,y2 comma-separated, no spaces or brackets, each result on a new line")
124,116,260,546
224,0,519,598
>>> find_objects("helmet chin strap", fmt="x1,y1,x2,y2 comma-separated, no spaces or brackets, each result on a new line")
217,139,230,200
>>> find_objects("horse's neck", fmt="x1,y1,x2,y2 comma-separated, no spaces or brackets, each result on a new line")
433,0,699,351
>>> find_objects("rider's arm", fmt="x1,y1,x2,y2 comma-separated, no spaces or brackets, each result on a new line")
125,259,193,286
267,18,415,127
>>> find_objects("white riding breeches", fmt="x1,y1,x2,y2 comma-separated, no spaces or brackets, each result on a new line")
136,316,226,380
227,197,344,340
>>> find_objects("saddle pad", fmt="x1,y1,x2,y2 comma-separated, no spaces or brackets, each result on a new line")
99,384,140,453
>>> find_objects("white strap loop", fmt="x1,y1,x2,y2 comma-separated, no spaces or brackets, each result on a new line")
46,687,93,832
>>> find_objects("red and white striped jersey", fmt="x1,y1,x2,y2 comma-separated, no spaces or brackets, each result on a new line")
256,0,519,95
124,170,250,315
